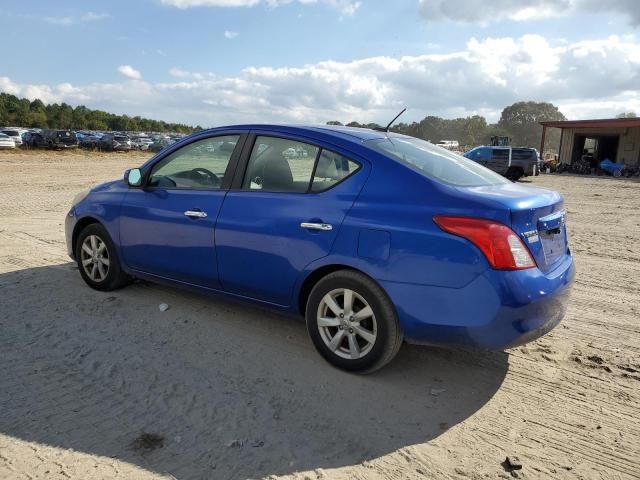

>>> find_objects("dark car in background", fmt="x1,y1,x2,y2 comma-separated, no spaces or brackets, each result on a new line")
464,146,540,181
99,134,132,151
79,134,103,149
22,131,43,147
39,130,79,149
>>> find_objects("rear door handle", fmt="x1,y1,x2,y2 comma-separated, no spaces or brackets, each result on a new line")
184,210,208,219
300,222,333,231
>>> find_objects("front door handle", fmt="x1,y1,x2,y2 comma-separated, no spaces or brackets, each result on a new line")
300,222,333,231
184,210,208,219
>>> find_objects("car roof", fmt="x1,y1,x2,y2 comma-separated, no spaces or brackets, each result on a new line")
203,124,390,143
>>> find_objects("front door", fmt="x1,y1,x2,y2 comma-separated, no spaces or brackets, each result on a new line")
215,134,366,306
119,134,243,288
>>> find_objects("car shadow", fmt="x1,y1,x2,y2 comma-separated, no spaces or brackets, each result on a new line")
0,263,509,479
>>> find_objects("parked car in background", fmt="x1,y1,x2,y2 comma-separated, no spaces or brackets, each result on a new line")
40,130,79,149
149,137,174,152
0,132,16,149
99,133,132,151
464,146,540,181
21,131,42,147
66,124,574,373
131,136,153,150
79,134,102,149
436,140,459,150
1,129,23,147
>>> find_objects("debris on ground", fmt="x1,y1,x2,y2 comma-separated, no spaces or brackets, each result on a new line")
505,456,523,470
502,456,524,477
225,439,244,448
159,303,170,312
430,388,446,396
130,433,165,452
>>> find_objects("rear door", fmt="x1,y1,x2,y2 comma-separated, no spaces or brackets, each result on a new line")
118,134,245,288
488,147,510,175
215,133,367,306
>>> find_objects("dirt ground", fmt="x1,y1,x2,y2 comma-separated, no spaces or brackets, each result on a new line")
0,149,638,480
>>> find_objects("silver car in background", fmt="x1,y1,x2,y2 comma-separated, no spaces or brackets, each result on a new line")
0,133,16,149
1,129,22,147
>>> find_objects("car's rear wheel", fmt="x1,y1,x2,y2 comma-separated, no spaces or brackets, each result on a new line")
76,223,130,291
305,270,402,373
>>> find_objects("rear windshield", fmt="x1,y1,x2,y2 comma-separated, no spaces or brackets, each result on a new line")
2,130,19,137
368,136,509,187
114,136,128,141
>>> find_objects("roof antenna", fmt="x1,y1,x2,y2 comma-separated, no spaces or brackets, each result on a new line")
375,108,407,132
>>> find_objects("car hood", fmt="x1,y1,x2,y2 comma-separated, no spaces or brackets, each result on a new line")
91,179,126,194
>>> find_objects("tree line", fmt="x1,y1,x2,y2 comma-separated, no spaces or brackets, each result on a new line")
0,93,199,133
4,93,607,152
330,101,568,151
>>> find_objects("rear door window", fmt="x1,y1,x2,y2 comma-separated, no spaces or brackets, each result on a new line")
512,148,535,161
242,136,319,192
491,148,510,161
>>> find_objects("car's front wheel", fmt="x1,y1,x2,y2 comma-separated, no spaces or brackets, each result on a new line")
76,223,130,291
306,270,403,373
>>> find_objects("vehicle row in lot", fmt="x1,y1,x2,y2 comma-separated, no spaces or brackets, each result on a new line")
66,124,575,373
2,127,187,152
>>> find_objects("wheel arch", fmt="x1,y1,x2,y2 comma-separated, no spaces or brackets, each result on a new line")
296,263,386,316
72,216,102,257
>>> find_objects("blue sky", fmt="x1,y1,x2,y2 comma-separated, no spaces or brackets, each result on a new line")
1,0,639,126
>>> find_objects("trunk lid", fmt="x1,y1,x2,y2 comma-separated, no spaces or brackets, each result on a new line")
457,183,568,273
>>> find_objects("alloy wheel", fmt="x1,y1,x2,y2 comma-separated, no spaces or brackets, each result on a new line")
80,234,110,282
316,288,377,360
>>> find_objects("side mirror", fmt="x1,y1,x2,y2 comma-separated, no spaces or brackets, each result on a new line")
125,168,143,187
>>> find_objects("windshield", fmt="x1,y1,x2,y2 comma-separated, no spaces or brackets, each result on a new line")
367,136,509,187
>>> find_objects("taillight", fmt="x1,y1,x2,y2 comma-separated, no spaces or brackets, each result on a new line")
433,216,536,270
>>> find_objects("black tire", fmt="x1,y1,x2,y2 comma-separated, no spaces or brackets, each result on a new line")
305,270,403,373
506,167,523,182
75,223,131,291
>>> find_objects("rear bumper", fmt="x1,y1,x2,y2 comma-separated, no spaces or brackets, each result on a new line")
382,254,575,349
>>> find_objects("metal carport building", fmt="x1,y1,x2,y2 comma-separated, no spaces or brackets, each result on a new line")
540,118,640,167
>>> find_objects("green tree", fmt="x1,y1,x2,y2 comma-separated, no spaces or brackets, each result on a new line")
498,101,566,149
616,111,637,118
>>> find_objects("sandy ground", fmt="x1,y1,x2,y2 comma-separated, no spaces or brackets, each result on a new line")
0,149,639,480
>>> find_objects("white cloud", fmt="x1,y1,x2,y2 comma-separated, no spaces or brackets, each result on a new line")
117,65,142,80
418,0,640,25
224,30,239,39
2,35,639,126
43,11,110,26
160,0,360,15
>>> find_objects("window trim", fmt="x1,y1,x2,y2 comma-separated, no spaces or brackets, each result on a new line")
232,133,362,195
140,133,247,192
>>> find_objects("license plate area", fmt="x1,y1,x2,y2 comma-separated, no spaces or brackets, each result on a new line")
538,210,567,266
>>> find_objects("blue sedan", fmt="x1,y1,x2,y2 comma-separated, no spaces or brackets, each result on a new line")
66,125,575,372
